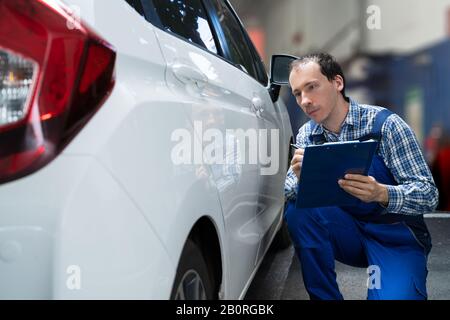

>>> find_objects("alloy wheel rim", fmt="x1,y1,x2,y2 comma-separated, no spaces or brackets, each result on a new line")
175,269,207,300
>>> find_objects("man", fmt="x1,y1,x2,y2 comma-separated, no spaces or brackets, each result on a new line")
284,53,438,300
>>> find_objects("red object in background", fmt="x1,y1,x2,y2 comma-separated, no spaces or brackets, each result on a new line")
248,27,266,61
433,147,450,211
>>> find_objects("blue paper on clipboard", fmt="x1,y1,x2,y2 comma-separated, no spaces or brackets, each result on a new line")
295,139,378,209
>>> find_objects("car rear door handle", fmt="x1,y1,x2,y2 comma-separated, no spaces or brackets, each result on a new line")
171,63,208,89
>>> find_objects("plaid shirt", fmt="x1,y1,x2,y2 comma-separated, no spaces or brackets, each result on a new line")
285,99,439,215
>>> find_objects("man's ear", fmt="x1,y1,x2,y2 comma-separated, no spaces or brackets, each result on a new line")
333,75,344,91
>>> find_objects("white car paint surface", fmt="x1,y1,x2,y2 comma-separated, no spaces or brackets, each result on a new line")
0,0,292,299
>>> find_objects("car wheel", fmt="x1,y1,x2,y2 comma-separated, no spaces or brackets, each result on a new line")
171,239,215,300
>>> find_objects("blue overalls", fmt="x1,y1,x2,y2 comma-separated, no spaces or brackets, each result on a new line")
284,110,431,300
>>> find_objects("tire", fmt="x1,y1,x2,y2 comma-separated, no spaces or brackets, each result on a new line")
170,239,215,300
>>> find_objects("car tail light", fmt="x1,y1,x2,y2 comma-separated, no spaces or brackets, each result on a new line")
0,0,116,184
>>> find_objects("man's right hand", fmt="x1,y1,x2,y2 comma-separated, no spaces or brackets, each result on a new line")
290,148,305,180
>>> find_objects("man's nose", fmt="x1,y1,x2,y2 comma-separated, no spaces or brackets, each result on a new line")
300,94,312,108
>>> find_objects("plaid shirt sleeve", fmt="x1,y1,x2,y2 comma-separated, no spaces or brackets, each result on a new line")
380,114,439,215
284,167,298,201
284,125,310,201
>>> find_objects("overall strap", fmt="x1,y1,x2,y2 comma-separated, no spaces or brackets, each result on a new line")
308,120,327,145
359,109,393,142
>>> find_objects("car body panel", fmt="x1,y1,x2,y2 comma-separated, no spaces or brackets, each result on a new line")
0,0,293,299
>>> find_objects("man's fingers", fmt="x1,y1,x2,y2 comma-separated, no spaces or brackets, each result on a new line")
338,179,368,191
340,185,370,197
290,148,304,178
290,154,303,166
291,163,301,173
344,174,376,183
292,162,302,170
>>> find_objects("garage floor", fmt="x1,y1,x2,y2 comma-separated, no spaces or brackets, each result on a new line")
245,215,450,300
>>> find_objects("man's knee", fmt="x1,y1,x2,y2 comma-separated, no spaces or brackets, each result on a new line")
284,203,320,232
283,203,329,247
367,275,427,300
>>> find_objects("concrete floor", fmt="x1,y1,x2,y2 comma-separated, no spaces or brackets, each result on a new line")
245,216,450,300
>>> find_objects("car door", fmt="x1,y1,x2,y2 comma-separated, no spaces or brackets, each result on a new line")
243,33,288,265
205,0,288,267
141,0,265,298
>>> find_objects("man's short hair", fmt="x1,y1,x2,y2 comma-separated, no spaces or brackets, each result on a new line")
289,53,349,102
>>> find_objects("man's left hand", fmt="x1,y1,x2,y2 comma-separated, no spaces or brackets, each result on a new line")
338,174,389,206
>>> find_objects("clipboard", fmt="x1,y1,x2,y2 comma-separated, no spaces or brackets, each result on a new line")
295,139,378,209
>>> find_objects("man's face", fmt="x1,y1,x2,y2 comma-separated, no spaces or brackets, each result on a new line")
289,61,343,124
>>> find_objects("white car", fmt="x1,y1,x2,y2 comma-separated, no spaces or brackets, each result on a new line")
0,0,293,299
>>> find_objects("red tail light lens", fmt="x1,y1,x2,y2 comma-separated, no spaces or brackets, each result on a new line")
0,0,116,184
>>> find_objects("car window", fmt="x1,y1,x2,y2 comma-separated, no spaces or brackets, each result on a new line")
148,0,218,54
245,32,269,86
125,0,145,16
246,38,269,86
208,0,258,80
